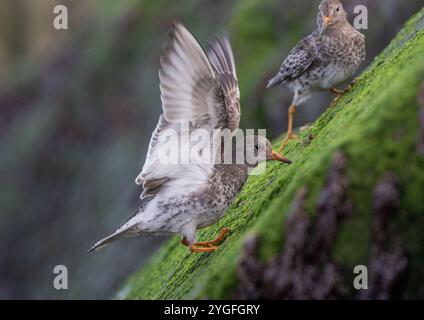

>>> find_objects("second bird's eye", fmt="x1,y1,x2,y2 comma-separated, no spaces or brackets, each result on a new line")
336,6,340,12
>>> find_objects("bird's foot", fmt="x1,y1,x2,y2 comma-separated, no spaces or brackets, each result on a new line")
330,88,347,104
330,79,357,104
189,244,218,253
330,87,346,95
331,94,342,104
182,227,231,253
278,133,299,153
195,227,230,247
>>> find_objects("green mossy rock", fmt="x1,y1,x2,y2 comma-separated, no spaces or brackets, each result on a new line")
118,7,424,299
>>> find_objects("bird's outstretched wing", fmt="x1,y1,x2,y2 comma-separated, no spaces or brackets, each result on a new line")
267,32,318,88
206,33,240,131
135,22,241,199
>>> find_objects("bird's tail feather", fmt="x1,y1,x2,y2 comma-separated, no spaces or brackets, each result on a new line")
89,202,150,253
266,73,284,88
88,228,131,253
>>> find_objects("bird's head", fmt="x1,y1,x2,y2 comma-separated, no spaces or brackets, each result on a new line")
244,135,292,167
317,0,347,39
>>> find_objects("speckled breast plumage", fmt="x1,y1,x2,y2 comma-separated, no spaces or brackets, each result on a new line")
288,26,365,105
269,17,366,107
143,164,249,235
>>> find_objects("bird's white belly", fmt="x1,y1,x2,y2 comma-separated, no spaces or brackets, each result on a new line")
131,191,227,235
318,64,353,89
196,205,227,229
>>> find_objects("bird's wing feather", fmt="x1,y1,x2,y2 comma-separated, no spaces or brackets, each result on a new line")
135,23,240,199
278,33,318,81
206,34,240,131
135,114,210,199
159,22,219,128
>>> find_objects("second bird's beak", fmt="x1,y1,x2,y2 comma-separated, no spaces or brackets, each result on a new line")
271,151,292,164
320,16,331,39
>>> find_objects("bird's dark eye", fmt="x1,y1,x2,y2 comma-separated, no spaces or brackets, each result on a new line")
336,6,340,12
254,145,259,150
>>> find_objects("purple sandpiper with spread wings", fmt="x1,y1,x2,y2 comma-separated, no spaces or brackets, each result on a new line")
89,22,291,254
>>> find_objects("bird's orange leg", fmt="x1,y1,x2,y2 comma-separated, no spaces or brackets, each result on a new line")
189,244,218,253
278,104,298,152
330,78,358,103
330,87,346,94
182,228,231,253
194,227,230,247
330,87,347,104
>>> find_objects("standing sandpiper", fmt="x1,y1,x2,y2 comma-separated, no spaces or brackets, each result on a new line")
267,0,365,151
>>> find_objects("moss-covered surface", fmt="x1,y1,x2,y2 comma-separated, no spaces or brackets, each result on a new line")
118,7,424,299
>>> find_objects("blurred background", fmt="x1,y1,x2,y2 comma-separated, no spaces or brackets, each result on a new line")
0,0,422,299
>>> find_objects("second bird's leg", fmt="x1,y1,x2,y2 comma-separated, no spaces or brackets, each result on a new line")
330,87,346,94
278,104,298,152
330,78,358,103
330,87,348,103
330,88,347,104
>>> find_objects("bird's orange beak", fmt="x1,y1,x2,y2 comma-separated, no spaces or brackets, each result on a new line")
271,151,292,164
320,16,332,39
323,16,332,27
